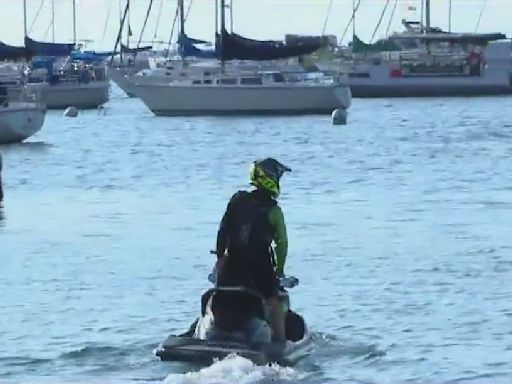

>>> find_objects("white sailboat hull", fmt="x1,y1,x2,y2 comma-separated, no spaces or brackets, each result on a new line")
36,81,109,109
10,82,110,109
349,83,512,98
109,68,138,97
348,66,512,97
321,40,512,98
0,102,46,144
133,83,351,116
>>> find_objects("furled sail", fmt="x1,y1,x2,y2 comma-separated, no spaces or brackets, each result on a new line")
0,41,30,60
24,36,75,56
217,29,321,61
120,44,153,54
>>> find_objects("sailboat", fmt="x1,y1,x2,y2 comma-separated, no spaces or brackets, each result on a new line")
131,0,351,116
109,0,162,97
0,8,46,143
319,0,512,97
14,0,110,109
0,100,46,144
0,77,45,144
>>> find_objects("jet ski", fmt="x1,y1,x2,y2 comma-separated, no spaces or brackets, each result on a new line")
155,274,311,366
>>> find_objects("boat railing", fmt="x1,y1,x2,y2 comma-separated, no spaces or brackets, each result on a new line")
4,84,41,103
168,69,337,87
44,69,107,85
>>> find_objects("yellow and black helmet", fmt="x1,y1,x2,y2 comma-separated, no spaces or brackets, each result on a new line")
249,158,291,198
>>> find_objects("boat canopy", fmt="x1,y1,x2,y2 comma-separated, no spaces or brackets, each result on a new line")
24,36,75,56
217,29,321,61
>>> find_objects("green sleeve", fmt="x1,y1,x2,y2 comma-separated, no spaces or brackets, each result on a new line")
268,205,288,276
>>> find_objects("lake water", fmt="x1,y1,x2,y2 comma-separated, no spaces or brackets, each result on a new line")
1,90,512,384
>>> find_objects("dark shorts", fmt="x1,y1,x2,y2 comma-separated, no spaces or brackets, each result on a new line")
218,257,279,300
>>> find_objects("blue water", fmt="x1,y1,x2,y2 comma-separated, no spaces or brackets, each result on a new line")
1,89,512,384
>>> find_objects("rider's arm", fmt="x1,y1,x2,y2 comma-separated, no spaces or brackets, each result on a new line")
269,205,288,277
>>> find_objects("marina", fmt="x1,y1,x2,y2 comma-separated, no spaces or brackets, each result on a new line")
1,1,512,383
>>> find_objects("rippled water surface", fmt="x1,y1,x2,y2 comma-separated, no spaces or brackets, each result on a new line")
1,89,512,384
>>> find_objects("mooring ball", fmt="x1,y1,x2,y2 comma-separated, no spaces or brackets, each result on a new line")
332,109,347,125
63,106,79,117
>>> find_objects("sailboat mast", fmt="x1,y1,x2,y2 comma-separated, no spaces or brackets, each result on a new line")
52,0,55,43
23,0,28,37
215,0,218,35
352,0,356,39
126,0,130,48
110,0,130,65
178,0,185,61
425,0,431,32
230,0,233,33
420,0,424,32
220,0,225,68
448,0,452,32
179,0,185,37
72,0,77,45
118,0,123,62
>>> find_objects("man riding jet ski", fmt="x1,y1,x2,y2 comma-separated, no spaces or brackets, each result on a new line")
155,158,311,365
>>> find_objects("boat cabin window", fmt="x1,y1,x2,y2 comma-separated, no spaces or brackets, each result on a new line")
272,73,285,83
240,77,262,85
349,72,370,78
218,78,237,85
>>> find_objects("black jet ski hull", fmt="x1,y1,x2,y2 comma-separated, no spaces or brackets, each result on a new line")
155,334,312,366
156,284,310,365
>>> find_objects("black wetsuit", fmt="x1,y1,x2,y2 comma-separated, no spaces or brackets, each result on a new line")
0,153,3,203
216,189,280,299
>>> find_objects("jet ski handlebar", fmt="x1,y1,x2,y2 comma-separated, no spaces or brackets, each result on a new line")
208,269,299,289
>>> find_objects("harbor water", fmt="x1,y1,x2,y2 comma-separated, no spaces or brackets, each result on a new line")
1,90,512,383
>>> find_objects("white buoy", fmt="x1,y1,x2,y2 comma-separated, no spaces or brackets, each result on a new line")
63,106,78,117
332,108,347,125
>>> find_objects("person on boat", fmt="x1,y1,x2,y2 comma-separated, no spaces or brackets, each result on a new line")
215,158,291,342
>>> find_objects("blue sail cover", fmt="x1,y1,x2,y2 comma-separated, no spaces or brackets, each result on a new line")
24,36,75,56
70,51,114,62
217,29,321,61
0,41,30,60
178,34,216,59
